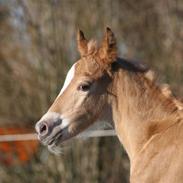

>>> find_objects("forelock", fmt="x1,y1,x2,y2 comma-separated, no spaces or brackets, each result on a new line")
87,39,98,55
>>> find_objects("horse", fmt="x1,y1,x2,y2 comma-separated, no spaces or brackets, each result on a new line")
35,27,183,183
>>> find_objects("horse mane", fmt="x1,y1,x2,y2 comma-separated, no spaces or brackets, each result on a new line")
113,57,183,111
112,57,148,73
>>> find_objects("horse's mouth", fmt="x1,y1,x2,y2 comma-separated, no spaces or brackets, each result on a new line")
38,126,73,147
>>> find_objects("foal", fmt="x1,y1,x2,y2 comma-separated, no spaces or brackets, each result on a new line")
35,28,183,183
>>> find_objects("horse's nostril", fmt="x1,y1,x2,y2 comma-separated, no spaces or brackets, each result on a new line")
36,116,62,139
40,124,46,133
39,122,48,136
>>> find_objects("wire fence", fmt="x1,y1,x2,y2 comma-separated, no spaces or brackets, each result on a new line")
0,130,116,142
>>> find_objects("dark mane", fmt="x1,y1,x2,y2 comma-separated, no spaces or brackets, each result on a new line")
112,57,149,73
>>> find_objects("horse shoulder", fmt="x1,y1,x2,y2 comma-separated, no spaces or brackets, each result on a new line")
131,119,183,183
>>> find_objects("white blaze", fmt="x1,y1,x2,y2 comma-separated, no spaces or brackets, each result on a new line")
36,64,76,131
58,63,76,97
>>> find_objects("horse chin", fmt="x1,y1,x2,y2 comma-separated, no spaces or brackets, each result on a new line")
46,126,76,149
47,127,72,145
47,137,74,155
46,130,84,154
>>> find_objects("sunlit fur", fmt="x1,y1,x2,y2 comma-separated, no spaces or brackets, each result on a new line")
37,28,183,183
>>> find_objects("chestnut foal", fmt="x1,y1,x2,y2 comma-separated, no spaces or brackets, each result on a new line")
36,28,183,183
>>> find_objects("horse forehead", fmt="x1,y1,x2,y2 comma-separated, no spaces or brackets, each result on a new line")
76,57,102,75
58,58,101,96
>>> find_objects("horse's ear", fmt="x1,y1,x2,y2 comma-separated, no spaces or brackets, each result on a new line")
99,27,117,64
77,29,88,56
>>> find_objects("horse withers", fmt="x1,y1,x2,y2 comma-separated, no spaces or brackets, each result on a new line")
35,28,183,183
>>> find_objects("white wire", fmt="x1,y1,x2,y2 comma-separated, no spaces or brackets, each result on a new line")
77,130,116,138
0,133,37,142
0,130,116,142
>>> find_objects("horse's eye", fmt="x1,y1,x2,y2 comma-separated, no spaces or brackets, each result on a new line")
78,83,92,92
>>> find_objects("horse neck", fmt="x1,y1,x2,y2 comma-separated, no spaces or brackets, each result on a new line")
109,66,179,160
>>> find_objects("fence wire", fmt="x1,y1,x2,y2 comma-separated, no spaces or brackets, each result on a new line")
0,130,116,142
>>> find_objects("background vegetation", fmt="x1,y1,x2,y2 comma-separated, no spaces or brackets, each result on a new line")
0,0,183,182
